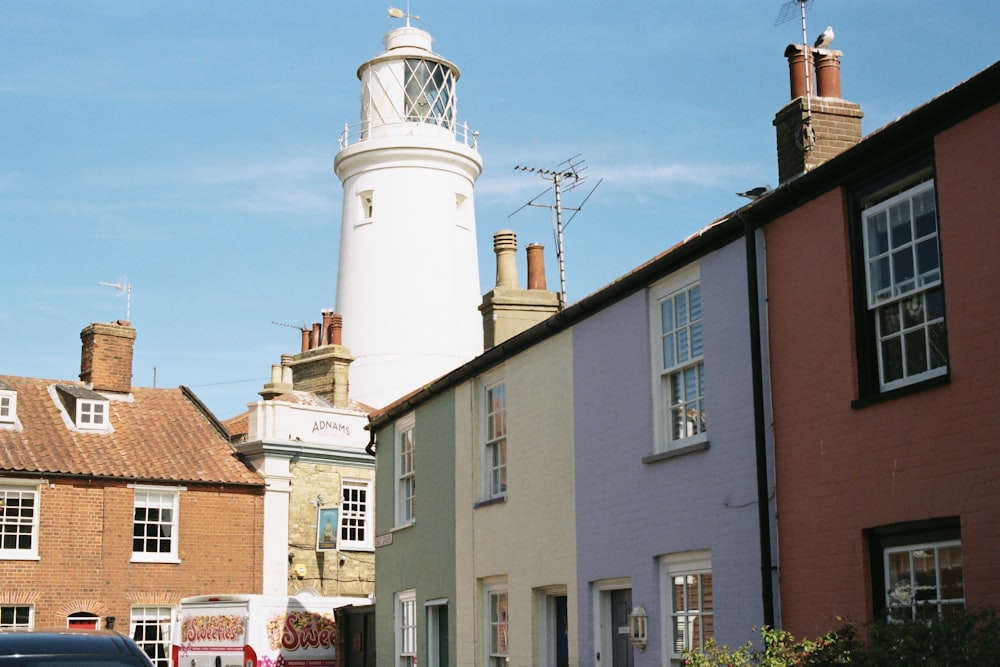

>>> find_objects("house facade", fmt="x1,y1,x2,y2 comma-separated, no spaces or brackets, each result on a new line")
229,311,376,602
370,224,774,667
759,61,1000,635
573,234,776,667
0,320,265,665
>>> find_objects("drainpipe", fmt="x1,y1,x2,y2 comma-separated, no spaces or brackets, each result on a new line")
744,212,776,628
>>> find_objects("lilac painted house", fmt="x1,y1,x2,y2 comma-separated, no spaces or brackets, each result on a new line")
572,229,777,667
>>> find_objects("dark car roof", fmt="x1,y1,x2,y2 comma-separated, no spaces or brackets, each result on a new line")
0,629,154,666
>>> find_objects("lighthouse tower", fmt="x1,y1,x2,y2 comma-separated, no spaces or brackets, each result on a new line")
334,22,484,408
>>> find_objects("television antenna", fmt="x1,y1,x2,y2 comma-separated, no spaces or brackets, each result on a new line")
271,320,309,332
99,279,132,321
775,0,817,150
511,155,602,310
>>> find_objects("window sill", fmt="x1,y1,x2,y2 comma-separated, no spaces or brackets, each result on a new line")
339,545,375,553
473,495,507,509
0,553,40,561
391,521,415,533
642,441,710,464
130,555,181,565
852,373,949,409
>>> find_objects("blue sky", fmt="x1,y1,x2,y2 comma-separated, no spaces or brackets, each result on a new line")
2,1,996,420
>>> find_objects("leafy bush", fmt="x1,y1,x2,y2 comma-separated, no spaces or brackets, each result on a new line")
682,609,1000,667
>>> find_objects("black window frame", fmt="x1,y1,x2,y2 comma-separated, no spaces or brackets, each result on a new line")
867,516,962,619
847,153,951,408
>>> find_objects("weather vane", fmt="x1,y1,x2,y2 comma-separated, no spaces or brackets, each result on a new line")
387,5,420,27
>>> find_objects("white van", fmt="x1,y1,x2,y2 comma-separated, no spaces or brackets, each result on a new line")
171,594,371,667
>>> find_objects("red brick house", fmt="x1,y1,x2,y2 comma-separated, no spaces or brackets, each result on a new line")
0,320,265,665
752,57,1000,634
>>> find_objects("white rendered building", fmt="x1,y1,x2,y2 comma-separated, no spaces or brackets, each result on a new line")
334,24,484,408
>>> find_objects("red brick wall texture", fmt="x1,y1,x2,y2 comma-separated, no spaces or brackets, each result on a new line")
765,103,1000,636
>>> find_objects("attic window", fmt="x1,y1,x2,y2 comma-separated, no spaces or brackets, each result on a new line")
0,384,15,425
56,385,111,432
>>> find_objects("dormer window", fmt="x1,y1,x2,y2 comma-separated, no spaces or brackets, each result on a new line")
0,384,15,425
55,385,111,432
78,400,106,427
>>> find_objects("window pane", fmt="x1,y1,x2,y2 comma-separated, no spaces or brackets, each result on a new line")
888,201,912,247
902,295,925,329
939,546,964,600
913,189,937,238
891,247,915,294
663,333,675,368
867,211,889,255
677,329,689,364
661,300,674,334
690,322,703,358
929,321,948,369
881,336,904,383
915,238,940,285
905,329,928,376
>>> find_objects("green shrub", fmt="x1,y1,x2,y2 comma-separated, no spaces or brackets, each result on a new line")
682,608,1000,667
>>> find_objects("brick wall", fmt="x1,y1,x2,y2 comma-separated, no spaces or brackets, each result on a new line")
79,322,136,393
0,479,263,628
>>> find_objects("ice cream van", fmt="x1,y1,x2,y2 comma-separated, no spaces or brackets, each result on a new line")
171,593,371,667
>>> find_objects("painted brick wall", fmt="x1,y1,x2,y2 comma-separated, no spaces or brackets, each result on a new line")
765,101,1000,636
573,239,770,665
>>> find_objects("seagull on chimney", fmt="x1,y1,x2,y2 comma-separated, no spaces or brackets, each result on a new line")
814,25,835,49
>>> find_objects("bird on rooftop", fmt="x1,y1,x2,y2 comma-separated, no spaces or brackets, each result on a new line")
814,25,835,49
737,186,772,200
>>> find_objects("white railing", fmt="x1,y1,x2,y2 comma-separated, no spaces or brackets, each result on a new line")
338,120,479,150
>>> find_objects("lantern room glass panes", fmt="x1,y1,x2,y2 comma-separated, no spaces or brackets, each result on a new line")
404,58,455,129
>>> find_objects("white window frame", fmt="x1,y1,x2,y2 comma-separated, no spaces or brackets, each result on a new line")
130,485,182,563
130,605,174,667
883,539,964,620
483,579,509,667
0,391,16,424
660,551,713,667
396,589,417,667
650,266,706,453
339,478,374,551
482,377,507,501
862,178,947,392
395,415,416,527
76,398,110,431
0,480,41,560
0,604,33,629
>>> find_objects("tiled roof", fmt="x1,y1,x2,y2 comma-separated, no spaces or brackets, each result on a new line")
0,375,263,487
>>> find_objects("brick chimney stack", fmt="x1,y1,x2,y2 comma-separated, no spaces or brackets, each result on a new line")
287,311,354,409
79,320,136,394
774,44,863,183
479,231,561,348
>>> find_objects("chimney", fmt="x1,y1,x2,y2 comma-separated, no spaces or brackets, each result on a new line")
287,311,354,409
774,44,863,184
259,354,295,401
479,231,561,348
79,320,136,394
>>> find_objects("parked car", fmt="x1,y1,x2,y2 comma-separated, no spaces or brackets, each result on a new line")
0,629,155,666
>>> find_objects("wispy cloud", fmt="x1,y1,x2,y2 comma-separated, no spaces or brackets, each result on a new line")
477,160,758,202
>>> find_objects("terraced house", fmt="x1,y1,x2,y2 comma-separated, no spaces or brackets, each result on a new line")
0,320,265,665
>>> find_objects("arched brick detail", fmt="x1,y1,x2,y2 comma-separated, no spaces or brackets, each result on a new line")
0,591,39,604
57,600,110,617
126,592,184,605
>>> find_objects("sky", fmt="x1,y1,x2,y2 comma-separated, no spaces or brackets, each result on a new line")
2,1,996,421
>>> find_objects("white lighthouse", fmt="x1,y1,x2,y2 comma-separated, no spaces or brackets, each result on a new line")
333,21,484,408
